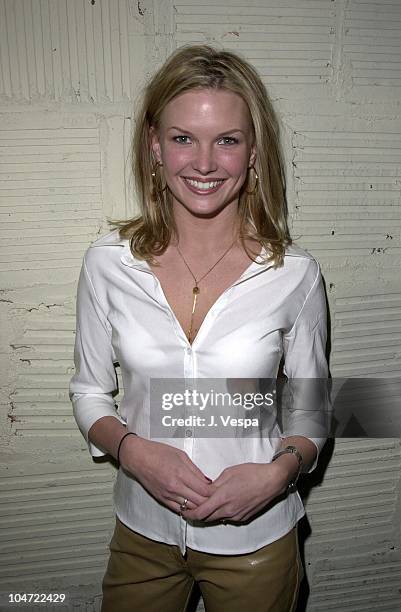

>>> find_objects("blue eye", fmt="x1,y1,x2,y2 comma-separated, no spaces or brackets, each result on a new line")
173,135,191,144
218,137,238,145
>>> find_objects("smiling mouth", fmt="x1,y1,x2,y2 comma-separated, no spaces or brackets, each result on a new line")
183,177,226,192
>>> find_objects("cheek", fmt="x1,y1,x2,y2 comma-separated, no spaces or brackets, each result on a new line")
162,147,191,172
220,151,249,176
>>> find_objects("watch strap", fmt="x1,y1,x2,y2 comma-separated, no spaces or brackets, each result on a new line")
272,445,303,492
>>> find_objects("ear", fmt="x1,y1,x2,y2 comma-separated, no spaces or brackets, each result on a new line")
248,143,257,168
149,126,162,165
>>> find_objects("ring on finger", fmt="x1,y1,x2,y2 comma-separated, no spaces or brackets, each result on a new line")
179,498,188,512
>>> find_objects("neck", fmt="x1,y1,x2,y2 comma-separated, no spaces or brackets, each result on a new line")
172,202,240,254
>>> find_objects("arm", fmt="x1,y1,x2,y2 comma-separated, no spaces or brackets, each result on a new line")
183,260,329,523
280,260,329,473
274,435,318,483
69,254,126,457
264,261,329,486
87,416,129,460
69,253,213,511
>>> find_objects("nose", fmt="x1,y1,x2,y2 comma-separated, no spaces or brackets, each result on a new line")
191,143,218,175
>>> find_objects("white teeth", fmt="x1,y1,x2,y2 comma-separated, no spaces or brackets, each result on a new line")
185,178,224,190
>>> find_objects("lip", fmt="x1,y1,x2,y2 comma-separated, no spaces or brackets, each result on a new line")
183,177,226,182
181,177,226,195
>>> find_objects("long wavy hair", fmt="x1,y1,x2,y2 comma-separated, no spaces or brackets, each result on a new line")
111,44,291,266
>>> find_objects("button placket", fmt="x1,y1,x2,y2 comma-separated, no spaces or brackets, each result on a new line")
183,346,195,455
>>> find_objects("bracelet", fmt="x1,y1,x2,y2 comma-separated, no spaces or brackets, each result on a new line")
117,431,137,464
272,445,303,493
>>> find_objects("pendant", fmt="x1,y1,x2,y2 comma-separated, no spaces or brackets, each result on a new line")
191,286,200,314
188,286,200,343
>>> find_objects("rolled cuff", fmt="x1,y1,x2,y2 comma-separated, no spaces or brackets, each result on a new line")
71,393,126,457
279,435,326,474
304,437,326,473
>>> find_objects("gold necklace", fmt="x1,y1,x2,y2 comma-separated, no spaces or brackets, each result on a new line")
176,238,236,343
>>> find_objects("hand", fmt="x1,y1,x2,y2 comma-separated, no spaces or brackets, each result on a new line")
181,461,291,523
119,436,215,515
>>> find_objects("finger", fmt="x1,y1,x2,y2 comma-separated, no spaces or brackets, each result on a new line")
181,454,213,483
182,494,225,521
166,495,198,515
183,507,226,522
181,472,216,499
171,501,195,516
229,501,266,523
238,502,268,522
210,470,232,486
167,485,209,508
177,498,197,512
200,511,226,523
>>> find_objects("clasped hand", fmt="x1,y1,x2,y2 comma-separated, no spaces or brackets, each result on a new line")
181,462,289,523
120,437,290,524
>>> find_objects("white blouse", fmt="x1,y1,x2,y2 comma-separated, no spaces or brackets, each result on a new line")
69,229,328,555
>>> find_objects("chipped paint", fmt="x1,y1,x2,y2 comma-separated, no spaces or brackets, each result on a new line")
1,1,400,610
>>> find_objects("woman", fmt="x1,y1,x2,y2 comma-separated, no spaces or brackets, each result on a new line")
70,45,328,612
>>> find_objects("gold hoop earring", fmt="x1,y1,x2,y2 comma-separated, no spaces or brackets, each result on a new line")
151,163,167,193
244,166,258,195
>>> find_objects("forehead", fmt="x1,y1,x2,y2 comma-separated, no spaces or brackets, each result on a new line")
160,88,252,130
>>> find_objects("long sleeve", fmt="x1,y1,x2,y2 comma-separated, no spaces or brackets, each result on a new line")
69,254,125,457
282,260,330,471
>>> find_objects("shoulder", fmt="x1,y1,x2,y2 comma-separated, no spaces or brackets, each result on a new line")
278,242,322,293
89,228,127,248
284,242,315,261
283,243,319,271
83,229,128,275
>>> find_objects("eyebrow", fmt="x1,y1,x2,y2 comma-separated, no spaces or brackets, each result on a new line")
167,126,246,136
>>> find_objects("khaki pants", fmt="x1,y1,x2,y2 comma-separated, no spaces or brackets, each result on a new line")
101,516,303,612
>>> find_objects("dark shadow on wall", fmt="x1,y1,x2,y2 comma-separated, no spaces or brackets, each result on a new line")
296,438,335,612
294,271,333,610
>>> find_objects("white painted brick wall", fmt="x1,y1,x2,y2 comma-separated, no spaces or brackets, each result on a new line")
1,1,400,610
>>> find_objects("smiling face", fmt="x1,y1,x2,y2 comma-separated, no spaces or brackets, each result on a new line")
150,88,256,220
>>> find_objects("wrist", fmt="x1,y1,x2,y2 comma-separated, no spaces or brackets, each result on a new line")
272,445,303,492
280,436,317,473
117,431,138,467
272,453,299,483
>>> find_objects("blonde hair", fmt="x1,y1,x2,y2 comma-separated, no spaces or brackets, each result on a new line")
111,44,291,266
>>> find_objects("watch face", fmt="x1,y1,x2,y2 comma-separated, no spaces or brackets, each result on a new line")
286,446,303,465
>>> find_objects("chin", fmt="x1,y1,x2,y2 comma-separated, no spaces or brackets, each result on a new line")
183,202,232,219
189,207,224,219
173,192,239,219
